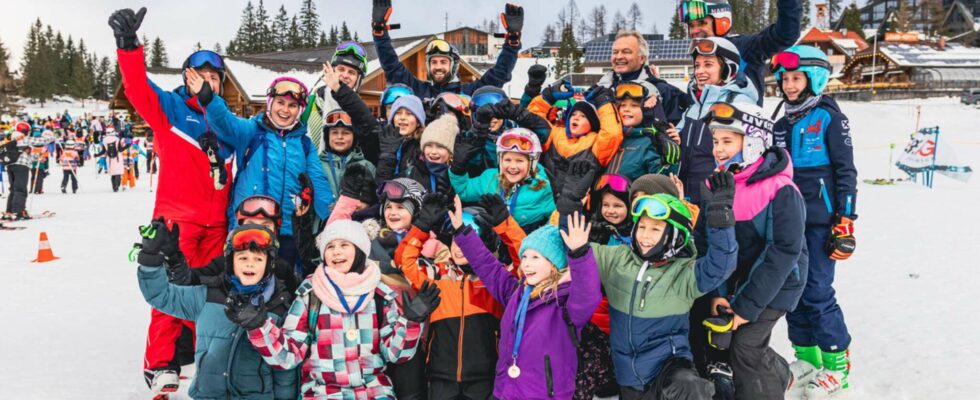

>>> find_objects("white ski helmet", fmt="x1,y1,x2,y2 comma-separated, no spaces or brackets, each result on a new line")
703,101,773,167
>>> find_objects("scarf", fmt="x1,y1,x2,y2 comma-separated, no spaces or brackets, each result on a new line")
311,260,381,313
784,94,822,125
228,275,277,305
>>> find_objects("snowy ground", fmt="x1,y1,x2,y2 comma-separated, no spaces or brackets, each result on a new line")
4,95,115,121
1,97,978,399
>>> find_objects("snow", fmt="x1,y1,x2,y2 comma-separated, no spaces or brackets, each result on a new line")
500,57,557,99
365,38,427,79
9,95,114,120
147,71,185,93
223,59,322,102
2,97,980,398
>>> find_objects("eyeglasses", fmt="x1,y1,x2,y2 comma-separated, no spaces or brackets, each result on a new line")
378,180,410,202
325,111,352,127
678,0,709,22
267,78,309,103
615,82,648,100
595,174,630,193
471,91,508,110
426,39,454,56
237,195,282,222
186,50,225,71
382,85,413,106
497,132,535,152
769,51,832,73
229,227,275,252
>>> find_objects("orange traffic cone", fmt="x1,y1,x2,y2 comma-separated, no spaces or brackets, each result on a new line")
31,231,60,263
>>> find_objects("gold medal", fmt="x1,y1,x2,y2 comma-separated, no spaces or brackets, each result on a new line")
507,363,521,378
346,328,358,341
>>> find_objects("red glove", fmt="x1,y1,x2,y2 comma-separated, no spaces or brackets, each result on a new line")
826,216,855,261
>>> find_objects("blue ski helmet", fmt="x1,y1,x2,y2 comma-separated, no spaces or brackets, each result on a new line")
773,45,831,96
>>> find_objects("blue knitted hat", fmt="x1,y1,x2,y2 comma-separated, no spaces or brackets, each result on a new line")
519,225,568,271
388,95,427,126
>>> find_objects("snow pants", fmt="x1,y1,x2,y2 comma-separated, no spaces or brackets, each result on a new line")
5,164,28,214
730,308,790,400
786,225,851,352
122,168,136,188
110,174,121,192
620,357,715,400
429,378,493,400
144,221,226,375
61,170,78,193
30,167,46,193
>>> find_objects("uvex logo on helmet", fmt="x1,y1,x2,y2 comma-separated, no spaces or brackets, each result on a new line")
740,113,774,132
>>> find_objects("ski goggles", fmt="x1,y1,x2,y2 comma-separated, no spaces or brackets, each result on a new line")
333,41,368,74
378,180,411,202
595,174,630,193
471,91,508,110
769,51,832,73
186,50,225,71
701,102,773,132
237,195,282,221
324,111,353,128
426,39,454,56
631,195,674,222
688,39,738,61
497,132,536,152
615,82,648,100
678,0,709,22
229,227,276,252
382,85,413,106
267,77,309,104
435,92,470,117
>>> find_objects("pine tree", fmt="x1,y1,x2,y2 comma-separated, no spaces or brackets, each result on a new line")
840,2,865,39
142,34,150,63
329,26,340,46
69,39,95,98
194,42,203,52
95,56,111,100
627,2,644,31
0,37,12,95
298,0,321,47
340,22,352,42
354,32,360,42
254,0,273,53
828,0,842,23
271,5,290,51
668,12,686,39
800,0,812,27
555,25,582,77
231,1,256,55
53,31,68,95
317,32,328,47
288,16,303,50
110,59,122,97
149,37,168,67
214,42,224,54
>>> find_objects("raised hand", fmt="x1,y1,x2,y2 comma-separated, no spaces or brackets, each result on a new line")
415,193,449,233
339,163,377,204
500,3,524,46
321,63,341,92
700,171,736,228
136,217,169,267
478,194,509,226
372,0,394,36
559,211,592,252
108,7,147,50
447,195,464,230
401,280,442,323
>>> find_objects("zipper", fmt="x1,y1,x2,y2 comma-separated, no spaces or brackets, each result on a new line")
638,276,654,310
544,355,555,397
457,278,466,382
819,178,833,214
627,261,650,384
279,135,289,224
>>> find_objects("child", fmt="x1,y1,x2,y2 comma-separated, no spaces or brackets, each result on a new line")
589,174,633,246
449,127,556,231
528,82,623,198
241,219,440,399
394,193,527,399
677,37,758,205
463,86,552,173
318,109,376,205
451,201,601,400
413,113,458,195
376,95,426,182
136,222,298,399
701,101,807,400
606,81,680,181
97,129,128,192
771,45,858,399
59,140,80,194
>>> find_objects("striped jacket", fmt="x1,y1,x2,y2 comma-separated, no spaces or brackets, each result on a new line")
248,276,423,399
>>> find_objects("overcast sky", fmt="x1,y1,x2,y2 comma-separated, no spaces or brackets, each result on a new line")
1,0,704,69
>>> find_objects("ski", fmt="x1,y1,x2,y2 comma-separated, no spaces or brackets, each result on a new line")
0,223,27,231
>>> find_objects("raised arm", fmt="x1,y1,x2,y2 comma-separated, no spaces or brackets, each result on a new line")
248,293,313,370
137,265,206,321
204,97,257,151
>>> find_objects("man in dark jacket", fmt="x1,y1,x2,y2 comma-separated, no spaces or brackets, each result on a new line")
680,0,802,105
371,0,523,98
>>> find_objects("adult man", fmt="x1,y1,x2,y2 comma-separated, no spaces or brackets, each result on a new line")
371,0,523,98
597,30,690,126
301,41,372,157
109,7,232,395
2,122,53,220
679,0,801,105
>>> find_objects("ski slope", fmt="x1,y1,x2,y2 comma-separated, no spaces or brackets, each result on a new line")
1,97,978,399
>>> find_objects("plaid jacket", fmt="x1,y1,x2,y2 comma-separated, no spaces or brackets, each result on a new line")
14,137,55,167
248,278,423,400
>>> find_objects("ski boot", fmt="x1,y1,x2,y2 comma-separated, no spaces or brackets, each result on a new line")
786,345,822,399
805,349,850,399
144,369,180,396
707,361,735,400
15,210,31,221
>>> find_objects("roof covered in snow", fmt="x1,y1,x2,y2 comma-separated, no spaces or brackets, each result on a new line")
145,67,185,93
245,36,431,70
223,57,322,102
878,42,980,67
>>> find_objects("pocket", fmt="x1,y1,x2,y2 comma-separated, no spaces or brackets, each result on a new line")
544,355,555,398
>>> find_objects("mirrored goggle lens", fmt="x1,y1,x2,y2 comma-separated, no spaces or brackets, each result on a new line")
679,0,709,22
231,228,274,250
426,39,452,55
616,83,647,99
689,39,720,56
380,181,408,200
631,195,671,221
325,112,352,125
499,134,534,151
706,103,737,121
770,52,801,72
187,50,225,70
239,196,280,219
472,92,507,108
383,86,413,105
270,80,308,100
596,174,630,192
336,41,366,57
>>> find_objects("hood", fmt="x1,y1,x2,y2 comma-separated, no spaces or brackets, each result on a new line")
688,76,758,110
817,95,841,113
733,147,793,186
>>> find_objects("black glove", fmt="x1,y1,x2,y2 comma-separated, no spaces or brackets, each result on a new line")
136,217,169,267
700,171,736,228
561,159,598,202
107,7,146,50
588,85,617,108
474,104,497,125
450,135,481,175
166,257,193,286
646,127,680,165
703,307,734,350
541,80,574,105
478,194,509,226
160,221,182,262
195,78,214,106
524,64,548,98
414,193,448,233
340,163,377,204
500,3,524,47
297,173,314,211
372,0,393,36
401,280,442,323
224,294,268,330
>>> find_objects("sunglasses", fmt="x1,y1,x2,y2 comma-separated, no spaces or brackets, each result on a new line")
498,132,535,152
186,50,225,71
267,78,309,103
229,227,275,252
238,195,281,221
616,83,648,100
769,51,832,73
595,174,630,193
678,0,709,22
325,111,352,126
426,39,454,55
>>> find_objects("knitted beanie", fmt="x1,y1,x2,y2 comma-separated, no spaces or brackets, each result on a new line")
519,225,568,271
630,174,680,201
388,95,426,126
420,113,459,151
316,219,371,257
568,101,601,135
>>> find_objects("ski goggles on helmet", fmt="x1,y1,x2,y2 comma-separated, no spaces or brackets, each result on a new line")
769,51,832,73
595,174,630,193
678,0,710,22
702,102,772,130
186,50,225,72
689,39,738,60
382,85,413,106
471,91,508,110
378,180,410,202
615,82,648,100
426,39,455,56
631,194,692,233
333,41,368,74
435,92,471,117
237,195,282,222
497,132,536,152
324,111,353,128
228,226,276,252
267,77,309,105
